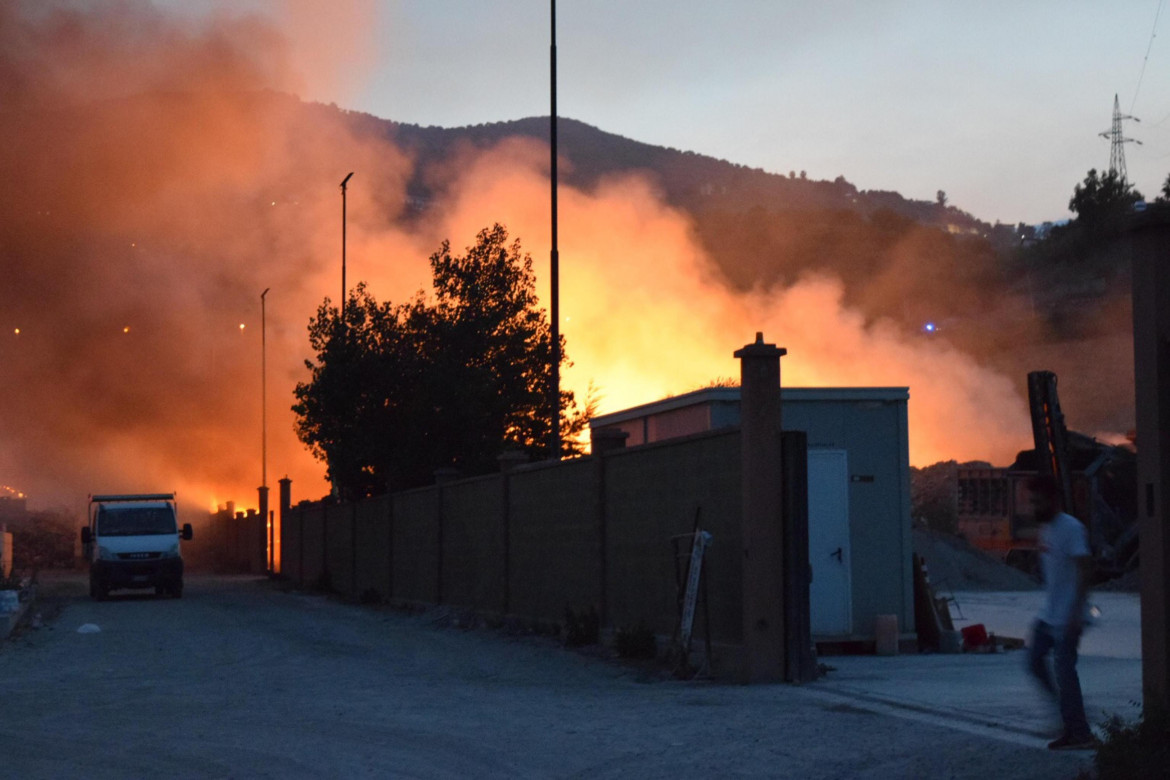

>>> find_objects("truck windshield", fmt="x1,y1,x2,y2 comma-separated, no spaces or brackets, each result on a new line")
96,507,177,536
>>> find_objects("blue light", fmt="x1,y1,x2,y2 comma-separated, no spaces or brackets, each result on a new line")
923,322,936,333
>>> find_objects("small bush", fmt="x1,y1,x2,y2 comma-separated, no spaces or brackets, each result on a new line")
614,623,657,659
1094,705,1170,780
563,605,600,647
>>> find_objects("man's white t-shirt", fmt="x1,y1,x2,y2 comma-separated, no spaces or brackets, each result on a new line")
1038,512,1091,629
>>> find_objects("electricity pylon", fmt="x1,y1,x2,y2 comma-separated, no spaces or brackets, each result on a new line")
1099,93,1141,183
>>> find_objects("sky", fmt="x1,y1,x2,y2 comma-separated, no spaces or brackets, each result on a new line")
0,1,1147,511
178,0,1170,227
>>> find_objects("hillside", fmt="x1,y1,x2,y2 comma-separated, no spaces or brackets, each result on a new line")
383,116,999,238
339,111,1026,336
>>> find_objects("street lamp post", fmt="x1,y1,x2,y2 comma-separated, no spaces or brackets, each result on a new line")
261,287,270,488
340,172,354,319
260,287,271,572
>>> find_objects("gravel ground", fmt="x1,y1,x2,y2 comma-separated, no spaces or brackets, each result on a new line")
0,572,1097,779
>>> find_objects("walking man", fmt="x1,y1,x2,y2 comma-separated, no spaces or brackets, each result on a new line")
1026,474,1096,750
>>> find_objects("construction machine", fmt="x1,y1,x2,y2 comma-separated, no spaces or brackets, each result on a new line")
956,371,1137,581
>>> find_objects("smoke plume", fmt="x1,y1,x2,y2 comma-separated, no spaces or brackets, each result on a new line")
2,1,1084,518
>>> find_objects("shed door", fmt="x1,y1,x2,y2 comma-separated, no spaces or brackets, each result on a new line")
808,449,852,636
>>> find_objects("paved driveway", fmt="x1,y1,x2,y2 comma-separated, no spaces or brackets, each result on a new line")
0,574,1109,779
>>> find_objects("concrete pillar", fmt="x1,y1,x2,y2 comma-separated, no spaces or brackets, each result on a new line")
278,477,294,580
258,485,270,573
278,477,292,518
1131,210,1170,710
734,332,787,683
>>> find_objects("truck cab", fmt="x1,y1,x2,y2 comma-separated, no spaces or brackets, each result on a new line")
81,493,192,600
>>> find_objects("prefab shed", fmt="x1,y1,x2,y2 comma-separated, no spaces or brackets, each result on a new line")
589,386,914,644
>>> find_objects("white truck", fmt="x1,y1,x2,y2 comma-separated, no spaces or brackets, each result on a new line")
80,493,192,600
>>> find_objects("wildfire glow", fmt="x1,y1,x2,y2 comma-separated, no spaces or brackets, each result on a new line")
425,144,1032,467
3,0,1122,513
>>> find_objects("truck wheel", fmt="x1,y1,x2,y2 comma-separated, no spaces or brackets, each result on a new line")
172,583,183,599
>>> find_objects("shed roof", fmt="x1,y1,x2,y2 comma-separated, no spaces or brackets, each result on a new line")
589,386,909,428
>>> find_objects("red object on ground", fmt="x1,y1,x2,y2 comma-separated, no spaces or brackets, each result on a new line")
961,623,989,650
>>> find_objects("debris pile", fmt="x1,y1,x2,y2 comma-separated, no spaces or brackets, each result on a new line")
912,527,1039,592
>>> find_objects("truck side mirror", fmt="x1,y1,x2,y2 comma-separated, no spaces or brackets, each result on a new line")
81,527,91,544
181,523,193,541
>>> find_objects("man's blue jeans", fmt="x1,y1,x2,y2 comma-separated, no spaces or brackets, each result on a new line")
1028,619,1091,740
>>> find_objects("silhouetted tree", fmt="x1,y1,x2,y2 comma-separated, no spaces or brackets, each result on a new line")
1068,168,1142,236
1010,168,1143,336
293,224,589,498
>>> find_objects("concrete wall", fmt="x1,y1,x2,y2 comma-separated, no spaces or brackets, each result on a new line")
605,432,742,641
280,429,743,645
508,459,601,623
201,506,267,575
391,489,441,605
324,503,354,595
300,504,326,588
1,529,11,578
353,496,393,600
441,476,507,613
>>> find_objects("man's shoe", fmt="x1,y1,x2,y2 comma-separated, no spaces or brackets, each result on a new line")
1047,734,1097,751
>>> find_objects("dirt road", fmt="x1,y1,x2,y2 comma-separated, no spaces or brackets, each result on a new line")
0,573,1092,778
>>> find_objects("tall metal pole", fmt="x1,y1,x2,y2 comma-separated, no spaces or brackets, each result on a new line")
549,0,561,459
261,287,270,488
340,172,354,319
260,287,271,573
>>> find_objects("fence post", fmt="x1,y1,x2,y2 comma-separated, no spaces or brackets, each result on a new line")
590,429,625,628
434,468,460,605
278,477,291,578
497,452,528,616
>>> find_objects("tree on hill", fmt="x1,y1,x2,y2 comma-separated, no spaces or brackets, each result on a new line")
1009,168,1146,337
293,224,589,498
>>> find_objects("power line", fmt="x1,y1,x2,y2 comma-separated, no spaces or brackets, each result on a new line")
1132,0,1165,113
